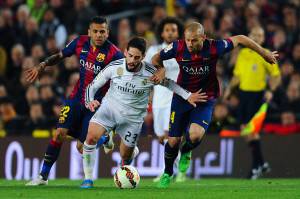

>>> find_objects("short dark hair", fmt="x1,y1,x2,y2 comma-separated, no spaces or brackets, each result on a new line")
127,37,147,55
156,17,184,43
89,16,107,26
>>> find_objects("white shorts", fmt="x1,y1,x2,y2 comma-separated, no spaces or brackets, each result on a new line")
152,106,171,137
90,101,143,147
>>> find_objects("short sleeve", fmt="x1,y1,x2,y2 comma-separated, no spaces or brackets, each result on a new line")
61,37,79,57
160,41,178,61
215,38,234,56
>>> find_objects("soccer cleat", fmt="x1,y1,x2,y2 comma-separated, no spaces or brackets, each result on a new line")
25,175,48,186
103,131,115,154
157,173,172,188
178,151,192,173
261,162,271,173
175,171,187,183
249,167,263,180
80,179,94,189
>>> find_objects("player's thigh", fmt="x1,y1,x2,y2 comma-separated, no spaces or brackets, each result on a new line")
56,99,82,139
87,104,116,141
153,106,171,136
169,96,191,137
116,121,143,148
78,109,95,143
189,100,216,136
119,141,135,160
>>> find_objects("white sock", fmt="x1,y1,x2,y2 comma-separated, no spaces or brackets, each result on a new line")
82,141,97,180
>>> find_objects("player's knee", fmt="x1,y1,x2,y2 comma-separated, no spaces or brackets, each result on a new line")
189,128,205,142
53,128,67,143
120,149,132,160
168,137,181,148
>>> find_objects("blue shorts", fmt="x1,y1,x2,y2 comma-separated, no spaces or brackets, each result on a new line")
56,99,94,142
169,95,216,137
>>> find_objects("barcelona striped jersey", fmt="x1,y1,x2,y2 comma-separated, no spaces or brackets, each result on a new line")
160,38,234,99
61,35,123,104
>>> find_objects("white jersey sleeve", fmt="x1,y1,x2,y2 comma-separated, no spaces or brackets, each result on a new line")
160,78,191,100
85,59,124,105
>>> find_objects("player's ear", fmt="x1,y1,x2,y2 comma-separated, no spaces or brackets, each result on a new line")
88,28,91,37
124,49,128,56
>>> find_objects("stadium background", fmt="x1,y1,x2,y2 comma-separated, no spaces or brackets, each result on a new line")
0,0,300,180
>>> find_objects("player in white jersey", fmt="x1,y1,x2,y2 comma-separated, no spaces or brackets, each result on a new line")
144,17,183,144
144,17,188,182
80,37,208,188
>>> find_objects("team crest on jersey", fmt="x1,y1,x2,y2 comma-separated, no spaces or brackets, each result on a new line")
142,78,148,85
164,43,173,53
96,53,106,62
117,67,124,76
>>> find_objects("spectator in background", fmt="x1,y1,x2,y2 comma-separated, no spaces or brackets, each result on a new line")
0,96,26,135
8,44,25,81
64,0,97,34
39,7,67,49
117,18,132,52
18,17,42,54
135,17,156,46
292,43,300,72
27,0,48,23
14,4,30,34
31,43,45,63
25,101,50,133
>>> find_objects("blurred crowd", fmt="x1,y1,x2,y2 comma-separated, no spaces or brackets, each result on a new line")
0,0,299,136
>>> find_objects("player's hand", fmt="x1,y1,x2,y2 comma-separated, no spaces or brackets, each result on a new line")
187,89,208,107
262,51,279,64
150,67,165,84
264,90,273,103
25,62,46,83
86,100,100,112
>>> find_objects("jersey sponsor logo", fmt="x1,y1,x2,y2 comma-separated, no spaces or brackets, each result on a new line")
164,43,173,53
96,53,106,62
182,65,210,75
117,82,146,95
142,79,148,85
79,59,102,73
117,67,124,76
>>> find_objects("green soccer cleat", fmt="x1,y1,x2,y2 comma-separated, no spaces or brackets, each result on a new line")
178,151,192,173
157,173,172,188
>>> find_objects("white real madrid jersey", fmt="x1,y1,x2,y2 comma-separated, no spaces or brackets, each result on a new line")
144,43,180,108
86,58,190,122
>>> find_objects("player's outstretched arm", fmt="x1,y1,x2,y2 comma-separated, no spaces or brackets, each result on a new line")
25,52,64,83
230,35,279,64
160,79,208,107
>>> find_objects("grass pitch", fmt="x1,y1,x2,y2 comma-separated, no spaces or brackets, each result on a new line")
0,178,300,199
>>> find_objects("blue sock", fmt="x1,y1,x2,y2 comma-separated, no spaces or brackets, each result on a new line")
40,140,62,180
96,135,109,148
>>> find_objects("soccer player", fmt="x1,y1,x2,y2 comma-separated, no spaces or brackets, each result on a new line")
151,22,278,188
80,37,208,188
25,16,124,186
223,26,281,179
144,17,186,182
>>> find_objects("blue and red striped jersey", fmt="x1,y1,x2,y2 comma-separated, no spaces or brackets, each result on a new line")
62,35,123,104
160,38,233,99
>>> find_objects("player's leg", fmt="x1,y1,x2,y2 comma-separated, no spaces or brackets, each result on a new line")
81,102,115,188
157,97,189,188
152,106,170,182
178,100,215,177
26,100,80,186
117,121,143,165
80,122,107,188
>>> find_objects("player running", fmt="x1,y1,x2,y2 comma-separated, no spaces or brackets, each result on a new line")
80,37,208,188
25,16,123,186
152,22,278,188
